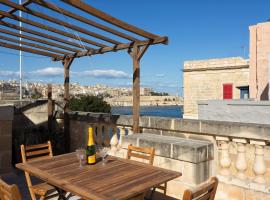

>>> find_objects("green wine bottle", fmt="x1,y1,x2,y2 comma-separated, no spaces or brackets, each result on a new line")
86,127,96,165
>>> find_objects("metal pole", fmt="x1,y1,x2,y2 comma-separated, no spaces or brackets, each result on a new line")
19,0,22,100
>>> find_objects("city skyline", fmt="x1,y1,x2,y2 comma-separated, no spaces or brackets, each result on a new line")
1,0,270,95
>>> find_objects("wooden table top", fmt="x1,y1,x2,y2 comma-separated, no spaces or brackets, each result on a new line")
16,152,181,200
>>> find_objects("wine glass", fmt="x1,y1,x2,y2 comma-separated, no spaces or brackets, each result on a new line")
76,148,86,168
98,147,110,165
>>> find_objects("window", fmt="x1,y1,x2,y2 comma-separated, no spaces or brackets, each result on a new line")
223,84,233,99
237,86,249,99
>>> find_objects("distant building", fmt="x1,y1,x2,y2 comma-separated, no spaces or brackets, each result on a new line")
249,21,270,100
143,88,153,96
183,21,270,119
183,57,249,119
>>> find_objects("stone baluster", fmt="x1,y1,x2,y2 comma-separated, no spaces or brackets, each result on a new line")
117,126,126,148
217,137,231,176
110,126,119,151
251,140,267,184
104,125,110,147
233,139,248,180
96,124,103,146
126,127,133,135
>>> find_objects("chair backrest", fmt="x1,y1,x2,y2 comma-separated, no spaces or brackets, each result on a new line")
182,177,218,200
21,141,53,162
20,141,53,200
126,144,155,165
0,178,23,200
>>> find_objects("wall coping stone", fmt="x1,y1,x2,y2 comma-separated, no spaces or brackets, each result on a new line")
122,133,213,163
67,111,270,142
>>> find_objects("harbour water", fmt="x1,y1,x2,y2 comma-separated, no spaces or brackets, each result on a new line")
111,105,183,118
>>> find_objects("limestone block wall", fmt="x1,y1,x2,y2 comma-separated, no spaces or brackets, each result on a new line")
249,21,270,100
183,57,249,119
0,105,13,173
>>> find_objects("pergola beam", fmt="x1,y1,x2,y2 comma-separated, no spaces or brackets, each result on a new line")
61,0,159,39
0,10,97,49
0,40,60,58
31,0,138,41
0,21,85,51
0,34,69,55
0,1,169,142
0,0,119,46
0,0,32,20
0,28,78,53
53,36,168,61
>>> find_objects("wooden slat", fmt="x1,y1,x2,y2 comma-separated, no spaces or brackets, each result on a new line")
0,10,96,49
0,0,119,46
53,36,168,61
0,27,76,53
25,143,49,151
0,21,84,51
0,34,69,54
128,152,152,161
183,177,218,200
31,0,138,41
0,0,31,20
26,149,50,157
0,40,60,58
16,153,181,200
61,0,159,39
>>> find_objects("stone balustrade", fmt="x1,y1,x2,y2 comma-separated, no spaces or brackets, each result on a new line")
67,111,270,199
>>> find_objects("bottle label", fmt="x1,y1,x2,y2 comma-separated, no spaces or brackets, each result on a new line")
88,155,96,164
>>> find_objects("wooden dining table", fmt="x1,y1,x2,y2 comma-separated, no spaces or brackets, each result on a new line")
16,152,181,200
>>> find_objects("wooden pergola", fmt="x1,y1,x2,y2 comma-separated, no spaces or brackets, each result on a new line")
0,0,168,151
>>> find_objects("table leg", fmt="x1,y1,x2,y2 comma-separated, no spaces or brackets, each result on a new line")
55,188,67,200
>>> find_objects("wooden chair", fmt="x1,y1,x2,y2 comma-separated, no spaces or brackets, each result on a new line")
20,141,56,200
0,178,23,200
126,145,167,198
182,177,218,200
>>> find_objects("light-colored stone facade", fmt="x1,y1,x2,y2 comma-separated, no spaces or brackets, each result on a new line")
249,21,270,100
183,57,249,119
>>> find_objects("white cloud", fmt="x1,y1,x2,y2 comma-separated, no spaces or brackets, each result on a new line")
75,70,130,79
0,70,19,77
29,67,63,77
0,67,130,79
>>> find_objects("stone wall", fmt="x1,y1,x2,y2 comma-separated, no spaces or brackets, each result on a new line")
249,21,270,100
0,105,13,173
183,57,249,119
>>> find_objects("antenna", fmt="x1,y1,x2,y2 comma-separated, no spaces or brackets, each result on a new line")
19,0,23,100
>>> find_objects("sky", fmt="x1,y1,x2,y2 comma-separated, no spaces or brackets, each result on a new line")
0,0,270,96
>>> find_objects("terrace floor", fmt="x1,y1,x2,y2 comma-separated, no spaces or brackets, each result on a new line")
1,169,179,200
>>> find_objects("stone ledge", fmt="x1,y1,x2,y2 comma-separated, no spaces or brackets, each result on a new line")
218,175,270,194
122,133,213,163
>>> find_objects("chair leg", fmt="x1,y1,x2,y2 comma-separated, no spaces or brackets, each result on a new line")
29,189,37,200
